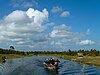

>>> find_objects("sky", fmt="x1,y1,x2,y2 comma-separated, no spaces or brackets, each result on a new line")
0,0,100,51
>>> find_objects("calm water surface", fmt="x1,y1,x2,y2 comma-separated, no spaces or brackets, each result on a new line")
0,56,100,75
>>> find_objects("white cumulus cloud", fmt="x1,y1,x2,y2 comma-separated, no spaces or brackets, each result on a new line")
0,7,95,51
5,10,29,23
51,6,62,13
50,24,74,38
0,8,49,50
49,24,94,49
60,11,70,17
78,40,94,46
26,8,48,24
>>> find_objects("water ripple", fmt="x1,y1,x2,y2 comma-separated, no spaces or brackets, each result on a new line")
0,56,100,75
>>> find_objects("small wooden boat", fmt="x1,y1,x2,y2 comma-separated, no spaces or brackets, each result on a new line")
44,63,57,70
44,58,60,71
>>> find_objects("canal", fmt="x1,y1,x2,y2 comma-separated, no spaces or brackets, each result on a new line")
0,56,100,75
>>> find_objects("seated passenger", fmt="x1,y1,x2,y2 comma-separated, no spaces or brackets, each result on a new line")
44,58,49,64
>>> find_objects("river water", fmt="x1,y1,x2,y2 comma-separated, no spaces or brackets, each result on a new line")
0,56,100,75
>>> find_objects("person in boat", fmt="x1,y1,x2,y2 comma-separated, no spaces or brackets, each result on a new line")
48,58,55,65
54,59,60,66
44,58,60,66
45,58,54,64
55,59,60,63
44,58,49,64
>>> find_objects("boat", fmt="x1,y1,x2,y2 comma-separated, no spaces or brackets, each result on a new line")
43,58,60,71
44,63,57,70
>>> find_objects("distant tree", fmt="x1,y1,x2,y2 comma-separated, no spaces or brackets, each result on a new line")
68,49,71,52
10,46,15,50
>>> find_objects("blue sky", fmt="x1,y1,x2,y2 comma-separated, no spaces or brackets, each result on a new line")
0,0,100,51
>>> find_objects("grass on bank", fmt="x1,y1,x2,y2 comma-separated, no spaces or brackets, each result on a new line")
57,55,100,66
0,54,33,62
76,56,100,66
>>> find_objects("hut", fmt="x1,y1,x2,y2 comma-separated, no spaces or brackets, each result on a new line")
77,52,83,57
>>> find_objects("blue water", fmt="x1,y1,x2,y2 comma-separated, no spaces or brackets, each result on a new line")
0,56,100,75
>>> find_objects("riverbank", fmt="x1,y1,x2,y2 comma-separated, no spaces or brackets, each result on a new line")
1,53,100,66
76,56,100,66
0,54,33,62
38,54,100,66
55,54,100,66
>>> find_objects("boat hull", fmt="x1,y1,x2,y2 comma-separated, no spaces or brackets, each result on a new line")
44,63,58,71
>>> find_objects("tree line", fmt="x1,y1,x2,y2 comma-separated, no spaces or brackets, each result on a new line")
0,48,100,56
0,48,25,55
33,49,100,56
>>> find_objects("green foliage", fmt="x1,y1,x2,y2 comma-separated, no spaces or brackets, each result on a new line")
33,49,100,56
0,48,100,56
0,48,26,55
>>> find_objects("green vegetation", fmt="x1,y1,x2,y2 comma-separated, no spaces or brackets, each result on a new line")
0,48,33,62
34,49,100,56
76,56,100,66
0,54,24,60
0,48,100,66
38,53,100,66
34,49,100,66
54,54,100,66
